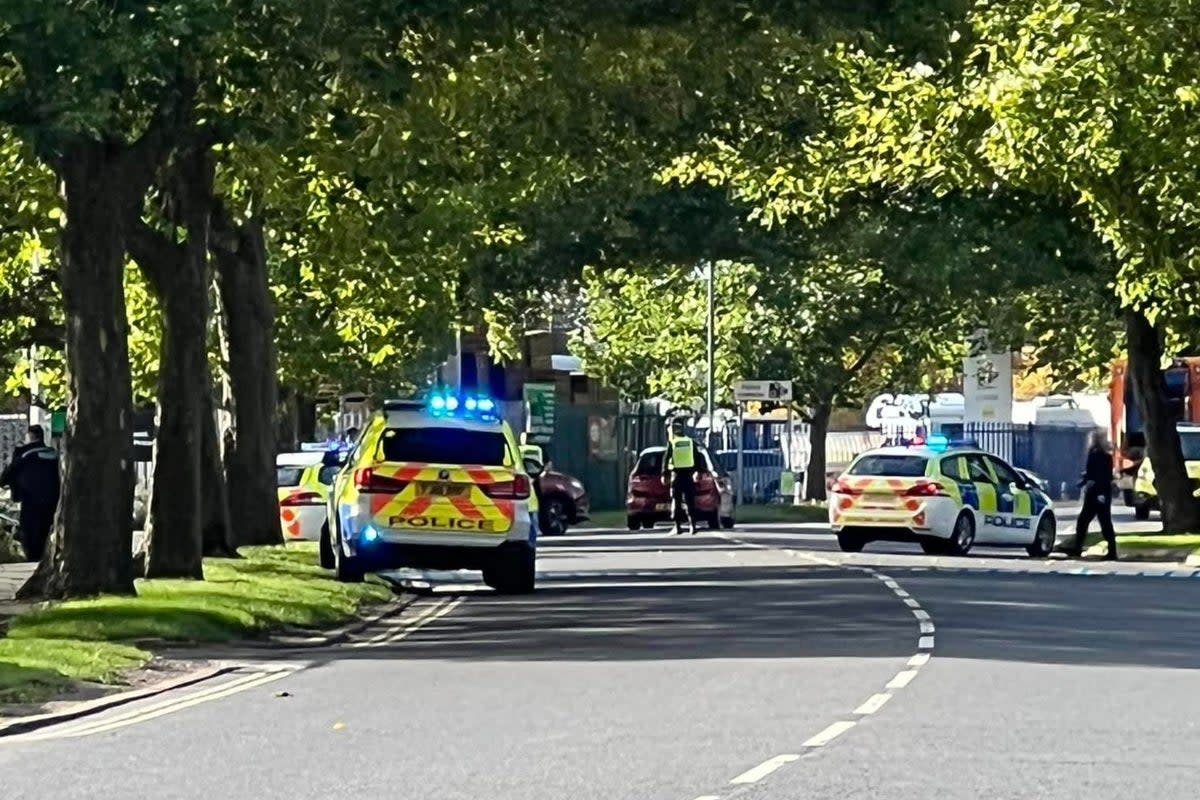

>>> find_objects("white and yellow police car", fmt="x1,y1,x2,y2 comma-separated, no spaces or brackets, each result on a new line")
321,393,540,593
829,437,1056,557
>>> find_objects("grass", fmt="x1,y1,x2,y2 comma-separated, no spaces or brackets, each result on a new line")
0,543,391,705
584,502,827,529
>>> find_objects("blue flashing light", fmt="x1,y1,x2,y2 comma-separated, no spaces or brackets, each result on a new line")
361,525,380,544
425,390,500,422
926,433,949,452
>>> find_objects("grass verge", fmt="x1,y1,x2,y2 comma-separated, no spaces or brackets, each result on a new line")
0,543,390,705
584,502,827,529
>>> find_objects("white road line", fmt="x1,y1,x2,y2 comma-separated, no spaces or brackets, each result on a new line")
854,693,893,715
693,796,722,800
383,596,465,644
919,620,936,634
912,609,931,621
350,598,453,648
887,670,918,689
893,588,910,598
903,597,921,608
729,754,800,784
908,653,931,667
803,720,857,748
919,635,935,649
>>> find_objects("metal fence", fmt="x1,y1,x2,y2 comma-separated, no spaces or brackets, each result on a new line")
950,422,1092,500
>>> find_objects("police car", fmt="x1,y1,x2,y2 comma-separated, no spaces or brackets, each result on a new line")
829,437,1057,557
276,443,349,541
1132,422,1200,520
320,393,540,593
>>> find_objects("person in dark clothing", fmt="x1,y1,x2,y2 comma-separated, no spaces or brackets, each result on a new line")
1068,430,1118,560
0,425,60,562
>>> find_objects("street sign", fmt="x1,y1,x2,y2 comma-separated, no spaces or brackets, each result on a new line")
523,383,556,445
733,380,793,402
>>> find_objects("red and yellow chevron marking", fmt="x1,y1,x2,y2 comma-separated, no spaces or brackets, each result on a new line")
366,462,516,534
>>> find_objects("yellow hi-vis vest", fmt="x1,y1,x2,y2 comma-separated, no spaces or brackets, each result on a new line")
667,436,696,469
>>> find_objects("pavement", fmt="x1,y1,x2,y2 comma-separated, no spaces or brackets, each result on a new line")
1,507,1199,799
0,561,33,621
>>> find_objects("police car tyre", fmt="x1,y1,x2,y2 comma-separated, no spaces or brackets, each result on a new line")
483,545,536,594
1027,514,1056,558
837,530,865,553
1134,503,1151,521
920,538,949,555
333,532,365,583
319,522,335,569
948,512,975,556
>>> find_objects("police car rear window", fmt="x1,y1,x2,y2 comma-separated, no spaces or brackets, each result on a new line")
276,467,305,487
848,455,928,477
381,427,509,466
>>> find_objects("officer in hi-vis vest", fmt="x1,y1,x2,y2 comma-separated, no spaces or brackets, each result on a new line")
663,418,698,535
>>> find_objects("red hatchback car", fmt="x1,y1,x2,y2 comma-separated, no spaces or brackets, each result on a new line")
625,445,735,530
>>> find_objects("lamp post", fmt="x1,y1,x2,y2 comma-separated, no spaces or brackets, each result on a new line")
705,260,715,445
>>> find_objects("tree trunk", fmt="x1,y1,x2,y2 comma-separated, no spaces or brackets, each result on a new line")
211,206,281,547
130,147,216,579
20,142,139,599
200,368,235,557
803,401,832,502
1125,309,1200,532
276,385,299,452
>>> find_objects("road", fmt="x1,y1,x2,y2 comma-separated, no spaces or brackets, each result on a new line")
3,511,1200,799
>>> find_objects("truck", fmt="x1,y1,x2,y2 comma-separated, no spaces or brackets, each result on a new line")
1108,357,1200,505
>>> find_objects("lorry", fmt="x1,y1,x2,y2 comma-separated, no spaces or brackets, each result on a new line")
1108,357,1200,505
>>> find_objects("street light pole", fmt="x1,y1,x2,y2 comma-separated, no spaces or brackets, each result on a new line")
28,247,41,428
705,260,715,445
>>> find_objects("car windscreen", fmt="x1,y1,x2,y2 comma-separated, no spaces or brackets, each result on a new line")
1180,432,1200,461
634,451,664,475
380,427,509,466
276,466,306,487
847,455,929,477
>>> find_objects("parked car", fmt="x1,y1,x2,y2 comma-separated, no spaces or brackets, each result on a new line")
626,445,735,531
536,465,590,536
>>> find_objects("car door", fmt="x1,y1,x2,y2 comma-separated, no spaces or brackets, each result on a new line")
963,453,1000,543
984,455,1037,544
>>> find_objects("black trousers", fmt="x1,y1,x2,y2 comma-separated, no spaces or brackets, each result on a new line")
1073,488,1116,556
18,501,54,562
670,469,697,526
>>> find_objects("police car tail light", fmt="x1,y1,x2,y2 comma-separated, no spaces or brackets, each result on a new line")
906,480,948,497
484,474,531,500
833,477,862,496
280,491,323,506
354,468,409,494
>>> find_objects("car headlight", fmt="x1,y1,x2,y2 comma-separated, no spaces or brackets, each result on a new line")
569,478,585,493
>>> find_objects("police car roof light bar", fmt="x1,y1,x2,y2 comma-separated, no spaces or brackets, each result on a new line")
425,390,499,422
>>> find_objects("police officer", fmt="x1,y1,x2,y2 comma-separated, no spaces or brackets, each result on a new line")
0,425,60,561
1068,429,1118,560
662,418,698,535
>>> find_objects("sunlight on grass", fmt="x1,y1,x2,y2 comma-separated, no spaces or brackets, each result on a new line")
0,543,392,702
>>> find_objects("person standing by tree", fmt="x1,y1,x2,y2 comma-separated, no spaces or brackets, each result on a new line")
0,425,60,561
662,418,698,535
1068,429,1119,560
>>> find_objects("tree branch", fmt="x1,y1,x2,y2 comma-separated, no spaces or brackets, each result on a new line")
127,219,181,298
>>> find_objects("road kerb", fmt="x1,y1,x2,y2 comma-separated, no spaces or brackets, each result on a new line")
268,593,416,647
0,664,237,739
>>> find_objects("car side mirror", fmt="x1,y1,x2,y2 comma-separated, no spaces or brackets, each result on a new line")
524,458,545,478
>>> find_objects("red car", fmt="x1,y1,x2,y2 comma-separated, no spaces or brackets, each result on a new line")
625,445,735,530
536,466,590,537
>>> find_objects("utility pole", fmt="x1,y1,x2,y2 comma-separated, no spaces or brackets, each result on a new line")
705,260,715,447
28,247,41,429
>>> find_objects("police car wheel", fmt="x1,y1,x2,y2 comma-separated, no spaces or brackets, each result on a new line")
920,538,949,555
1026,514,1056,558
948,513,975,556
837,530,865,553
483,546,536,594
319,523,335,569
334,536,365,583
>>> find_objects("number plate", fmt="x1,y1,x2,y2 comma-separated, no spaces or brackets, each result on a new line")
416,482,468,497
654,503,670,511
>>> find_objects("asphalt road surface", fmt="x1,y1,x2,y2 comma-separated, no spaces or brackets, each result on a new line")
3,511,1199,800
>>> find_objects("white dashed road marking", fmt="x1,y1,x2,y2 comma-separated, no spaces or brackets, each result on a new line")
692,532,938,799
729,754,800,784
